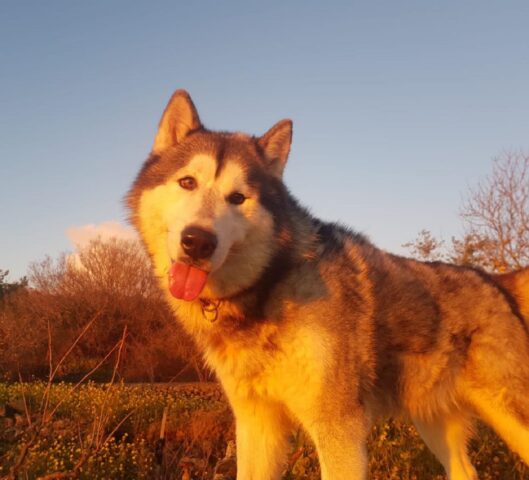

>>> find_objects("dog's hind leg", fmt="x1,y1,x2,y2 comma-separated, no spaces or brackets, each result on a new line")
460,310,529,466
466,389,529,466
412,413,477,480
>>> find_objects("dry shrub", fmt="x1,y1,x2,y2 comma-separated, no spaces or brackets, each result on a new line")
0,238,206,382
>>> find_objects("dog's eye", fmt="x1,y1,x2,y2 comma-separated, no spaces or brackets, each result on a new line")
178,176,197,190
227,192,246,205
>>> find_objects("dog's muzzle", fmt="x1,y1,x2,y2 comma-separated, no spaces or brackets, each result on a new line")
181,226,218,261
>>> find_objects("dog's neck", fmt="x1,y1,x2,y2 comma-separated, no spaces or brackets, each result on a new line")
172,197,322,344
192,246,296,328
204,201,319,323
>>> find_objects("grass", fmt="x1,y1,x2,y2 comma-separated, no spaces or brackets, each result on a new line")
1,382,528,479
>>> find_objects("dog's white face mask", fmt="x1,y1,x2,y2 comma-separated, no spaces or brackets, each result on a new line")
128,90,292,301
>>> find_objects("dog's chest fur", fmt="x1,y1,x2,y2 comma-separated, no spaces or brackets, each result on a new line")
174,298,328,408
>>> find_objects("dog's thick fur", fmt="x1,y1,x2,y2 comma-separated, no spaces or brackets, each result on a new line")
127,90,529,480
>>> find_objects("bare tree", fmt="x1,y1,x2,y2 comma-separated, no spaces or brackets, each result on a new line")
405,151,529,272
461,151,529,271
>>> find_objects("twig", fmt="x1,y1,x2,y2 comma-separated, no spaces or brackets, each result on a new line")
35,327,131,480
94,326,128,441
17,368,32,427
45,339,121,422
40,311,102,416
6,431,38,480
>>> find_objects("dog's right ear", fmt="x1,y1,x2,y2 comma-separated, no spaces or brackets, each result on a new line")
153,90,202,153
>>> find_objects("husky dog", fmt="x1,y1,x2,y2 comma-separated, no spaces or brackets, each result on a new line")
127,90,529,480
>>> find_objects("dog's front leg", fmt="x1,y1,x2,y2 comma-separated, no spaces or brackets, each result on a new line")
231,396,291,480
304,412,369,480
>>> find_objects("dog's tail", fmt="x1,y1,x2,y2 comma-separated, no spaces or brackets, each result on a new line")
493,267,529,325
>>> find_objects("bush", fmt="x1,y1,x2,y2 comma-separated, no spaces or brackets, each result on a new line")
0,238,206,382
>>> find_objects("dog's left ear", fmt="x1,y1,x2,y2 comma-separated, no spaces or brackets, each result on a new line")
258,119,293,177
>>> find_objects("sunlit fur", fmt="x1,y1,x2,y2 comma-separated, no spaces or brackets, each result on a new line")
128,90,529,480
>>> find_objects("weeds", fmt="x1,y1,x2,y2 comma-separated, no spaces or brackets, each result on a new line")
2,383,529,479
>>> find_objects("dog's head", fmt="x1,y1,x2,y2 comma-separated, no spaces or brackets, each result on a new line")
127,90,293,301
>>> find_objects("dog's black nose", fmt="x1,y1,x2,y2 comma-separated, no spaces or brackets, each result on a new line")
181,226,218,261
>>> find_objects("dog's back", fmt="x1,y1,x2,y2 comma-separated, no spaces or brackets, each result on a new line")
494,267,529,322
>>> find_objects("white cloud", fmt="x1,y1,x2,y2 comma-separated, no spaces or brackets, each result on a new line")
66,221,138,250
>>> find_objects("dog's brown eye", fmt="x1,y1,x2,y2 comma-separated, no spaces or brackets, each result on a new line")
178,176,197,190
227,192,246,205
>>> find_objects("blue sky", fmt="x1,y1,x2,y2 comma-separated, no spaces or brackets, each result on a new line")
1,1,528,281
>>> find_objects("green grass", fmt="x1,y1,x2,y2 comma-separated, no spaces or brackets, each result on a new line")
1,382,528,479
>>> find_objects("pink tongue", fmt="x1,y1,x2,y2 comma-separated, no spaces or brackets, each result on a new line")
169,263,208,301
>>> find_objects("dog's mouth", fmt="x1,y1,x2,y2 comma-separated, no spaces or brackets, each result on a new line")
168,261,209,301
